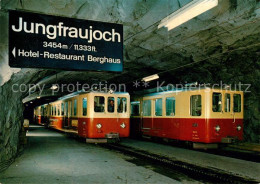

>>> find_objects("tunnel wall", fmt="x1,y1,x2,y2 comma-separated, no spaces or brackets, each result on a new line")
0,82,24,164
0,6,20,166
0,6,41,167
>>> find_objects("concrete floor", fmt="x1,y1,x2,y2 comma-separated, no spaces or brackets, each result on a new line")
0,126,185,184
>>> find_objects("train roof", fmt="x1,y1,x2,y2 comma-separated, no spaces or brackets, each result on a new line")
57,90,129,101
135,86,243,97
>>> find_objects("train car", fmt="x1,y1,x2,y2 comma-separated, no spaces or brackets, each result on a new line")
34,104,49,125
41,104,49,125
130,87,243,148
44,91,130,142
34,106,41,125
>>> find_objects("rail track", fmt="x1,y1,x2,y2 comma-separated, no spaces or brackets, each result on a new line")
138,137,260,163
101,143,259,184
199,145,260,163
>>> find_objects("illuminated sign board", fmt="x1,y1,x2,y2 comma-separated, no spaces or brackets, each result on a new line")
9,10,123,72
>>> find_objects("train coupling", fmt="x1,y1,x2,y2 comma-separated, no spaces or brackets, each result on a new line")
221,137,235,144
106,133,120,143
86,138,108,143
193,143,218,149
105,133,119,139
86,133,120,143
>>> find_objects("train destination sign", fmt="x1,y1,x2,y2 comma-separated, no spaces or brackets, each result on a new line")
9,10,123,72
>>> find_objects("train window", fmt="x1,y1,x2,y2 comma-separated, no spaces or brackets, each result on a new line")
82,98,87,116
190,95,201,116
118,97,127,113
166,97,175,116
54,106,56,116
225,94,231,112
212,93,222,112
155,98,162,116
94,96,105,112
74,100,77,116
51,106,53,116
61,103,64,115
57,104,60,116
143,100,151,116
233,94,241,112
131,101,140,116
108,97,115,113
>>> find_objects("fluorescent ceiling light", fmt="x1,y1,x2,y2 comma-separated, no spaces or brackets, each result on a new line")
37,96,41,99
142,74,159,82
158,0,218,31
50,84,58,90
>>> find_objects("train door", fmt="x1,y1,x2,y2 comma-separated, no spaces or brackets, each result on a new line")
232,93,242,122
43,106,47,124
117,96,127,115
60,102,65,128
223,92,242,121
130,101,142,137
117,96,128,127
40,105,44,124
142,99,153,133
224,93,231,119
64,101,69,127
153,98,163,131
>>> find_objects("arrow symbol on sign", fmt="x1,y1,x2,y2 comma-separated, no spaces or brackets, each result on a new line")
12,47,16,58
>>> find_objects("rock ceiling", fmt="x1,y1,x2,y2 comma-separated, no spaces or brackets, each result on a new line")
0,0,259,102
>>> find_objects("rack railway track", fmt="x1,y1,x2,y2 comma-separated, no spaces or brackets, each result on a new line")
101,143,259,184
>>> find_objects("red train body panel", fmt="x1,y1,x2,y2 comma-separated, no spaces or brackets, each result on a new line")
36,115,41,125
49,116,63,130
78,118,130,138
132,117,243,143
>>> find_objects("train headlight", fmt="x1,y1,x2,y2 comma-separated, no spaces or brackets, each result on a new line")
120,122,126,129
215,125,220,132
237,125,242,131
96,123,102,129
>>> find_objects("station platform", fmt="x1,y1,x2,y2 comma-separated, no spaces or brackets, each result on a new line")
120,139,260,182
0,126,183,184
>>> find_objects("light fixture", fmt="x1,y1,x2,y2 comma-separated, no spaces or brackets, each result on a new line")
30,101,33,104
96,123,102,129
120,122,126,129
215,125,220,132
108,89,114,94
50,84,58,90
50,73,58,90
142,74,159,82
158,0,218,31
37,96,41,99
237,125,242,131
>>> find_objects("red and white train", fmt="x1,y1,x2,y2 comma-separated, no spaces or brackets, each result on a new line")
130,87,243,148
34,87,243,147
34,91,130,142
